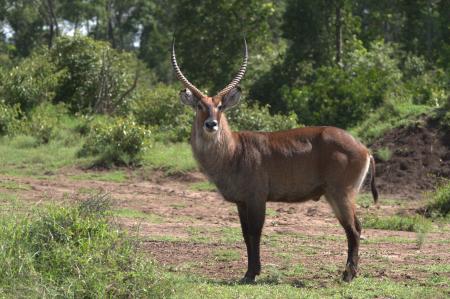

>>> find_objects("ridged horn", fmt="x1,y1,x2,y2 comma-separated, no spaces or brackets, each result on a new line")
216,38,248,97
171,38,205,98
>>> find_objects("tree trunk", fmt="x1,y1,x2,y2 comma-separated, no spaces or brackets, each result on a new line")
107,0,116,48
335,1,343,65
46,0,59,48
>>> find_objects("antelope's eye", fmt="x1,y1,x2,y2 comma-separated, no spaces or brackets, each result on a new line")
217,104,224,111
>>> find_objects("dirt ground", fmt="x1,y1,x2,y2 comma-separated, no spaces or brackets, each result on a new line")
370,115,450,199
1,168,449,289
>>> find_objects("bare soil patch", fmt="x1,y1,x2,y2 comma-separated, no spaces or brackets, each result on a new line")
369,115,450,199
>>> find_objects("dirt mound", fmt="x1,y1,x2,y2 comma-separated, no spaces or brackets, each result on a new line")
368,115,450,199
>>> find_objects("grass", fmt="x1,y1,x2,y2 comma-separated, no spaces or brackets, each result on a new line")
426,180,450,217
186,226,242,244
376,147,392,162
169,275,447,299
0,195,172,298
113,208,165,223
143,142,197,174
266,207,278,217
362,214,432,233
357,193,404,208
69,170,128,182
213,249,241,262
190,181,217,192
350,103,433,143
0,135,85,177
0,180,31,191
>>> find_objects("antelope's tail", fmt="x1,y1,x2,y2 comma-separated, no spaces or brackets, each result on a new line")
370,155,379,203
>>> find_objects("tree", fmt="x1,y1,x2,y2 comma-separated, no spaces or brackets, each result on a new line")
169,0,276,93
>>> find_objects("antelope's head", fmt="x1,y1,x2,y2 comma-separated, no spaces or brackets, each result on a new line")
171,39,248,136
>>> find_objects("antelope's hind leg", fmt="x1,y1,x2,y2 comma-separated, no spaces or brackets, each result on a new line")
326,190,361,282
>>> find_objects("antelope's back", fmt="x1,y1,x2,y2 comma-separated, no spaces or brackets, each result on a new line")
237,126,369,202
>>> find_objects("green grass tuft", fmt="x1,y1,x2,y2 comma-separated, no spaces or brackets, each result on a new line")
350,103,432,143
113,208,165,223
376,147,392,162
190,181,217,192
426,181,450,217
213,249,241,262
0,194,173,298
363,214,432,233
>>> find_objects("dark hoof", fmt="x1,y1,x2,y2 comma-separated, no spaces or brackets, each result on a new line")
240,275,256,284
342,264,357,282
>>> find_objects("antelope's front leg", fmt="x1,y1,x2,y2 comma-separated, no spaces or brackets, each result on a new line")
237,200,266,283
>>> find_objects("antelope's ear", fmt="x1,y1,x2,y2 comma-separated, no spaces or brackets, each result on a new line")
221,86,242,110
179,89,198,108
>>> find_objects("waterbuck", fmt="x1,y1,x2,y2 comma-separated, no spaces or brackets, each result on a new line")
171,39,378,283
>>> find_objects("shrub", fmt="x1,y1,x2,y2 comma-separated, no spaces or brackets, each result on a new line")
0,194,172,298
280,41,405,128
79,117,150,166
403,55,449,107
0,52,63,112
26,102,67,144
426,181,450,217
227,101,300,131
0,101,23,136
50,36,143,114
131,84,192,142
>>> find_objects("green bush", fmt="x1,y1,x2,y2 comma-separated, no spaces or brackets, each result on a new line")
0,52,64,112
50,36,142,114
426,181,450,217
227,101,300,131
281,41,404,128
0,195,172,298
131,84,193,142
79,117,150,166
0,101,23,136
403,55,448,107
26,102,67,144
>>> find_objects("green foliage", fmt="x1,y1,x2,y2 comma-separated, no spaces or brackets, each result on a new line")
26,102,67,144
426,181,450,217
0,101,22,136
282,0,358,67
131,84,193,142
281,41,404,128
79,117,151,166
50,36,143,114
227,102,300,131
171,0,276,92
403,56,449,106
350,102,432,143
0,195,172,298
376,147,393,162
0,52,63,112
363,214,432,233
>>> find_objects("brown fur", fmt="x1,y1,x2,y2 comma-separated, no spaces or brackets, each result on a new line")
189,94,378,283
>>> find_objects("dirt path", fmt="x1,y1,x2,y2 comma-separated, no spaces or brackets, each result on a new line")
1,170,449,287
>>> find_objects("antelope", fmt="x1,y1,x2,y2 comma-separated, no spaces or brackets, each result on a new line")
171,39,378,283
